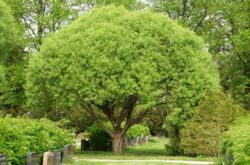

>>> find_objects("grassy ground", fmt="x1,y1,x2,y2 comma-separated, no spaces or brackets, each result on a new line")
65,161,200,165
66,137,215,165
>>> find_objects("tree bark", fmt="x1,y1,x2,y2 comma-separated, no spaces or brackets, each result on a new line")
112,133,124,154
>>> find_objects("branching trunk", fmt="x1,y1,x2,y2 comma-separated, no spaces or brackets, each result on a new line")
112,133,124,154
82,95,151,154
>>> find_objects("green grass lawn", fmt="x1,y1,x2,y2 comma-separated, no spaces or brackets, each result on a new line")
67,137,215,165
64,161,198,165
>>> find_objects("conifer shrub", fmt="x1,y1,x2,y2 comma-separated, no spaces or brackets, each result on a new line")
180,91,244,157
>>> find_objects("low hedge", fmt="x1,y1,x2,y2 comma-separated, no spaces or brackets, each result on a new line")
221,116,250,164
0,117,73,165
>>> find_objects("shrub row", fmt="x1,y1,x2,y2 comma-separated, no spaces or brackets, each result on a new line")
0,117,73,165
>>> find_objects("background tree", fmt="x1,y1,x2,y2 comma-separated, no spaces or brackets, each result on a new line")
0,0,20,64
148,0,249,154
3,0,81,50
26,6,219,154
0,0,25,116
149,0,250,109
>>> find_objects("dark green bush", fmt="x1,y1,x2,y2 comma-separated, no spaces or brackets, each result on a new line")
180,91,244,157
87,123,150,151
87,123,112,151
0,117,73,165
126,124,150,138
221,116,250,165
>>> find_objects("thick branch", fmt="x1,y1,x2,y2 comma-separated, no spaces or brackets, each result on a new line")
83,104,114,138
94,101,116,129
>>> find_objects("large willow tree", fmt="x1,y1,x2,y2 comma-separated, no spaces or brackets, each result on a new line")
26,6,219,154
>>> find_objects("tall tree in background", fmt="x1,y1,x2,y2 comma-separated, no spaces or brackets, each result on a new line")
0,0,25,116
3,0,81,50
149,0,249,109
148,0,249,154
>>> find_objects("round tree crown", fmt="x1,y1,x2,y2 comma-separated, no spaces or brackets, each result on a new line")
26,5,219,109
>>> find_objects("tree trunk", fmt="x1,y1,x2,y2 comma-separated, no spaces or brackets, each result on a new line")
112,134,123,154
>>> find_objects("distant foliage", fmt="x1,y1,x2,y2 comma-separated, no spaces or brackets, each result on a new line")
0,117,73,165
0,0,19,63
0,63,25,115
180,91,244,157
221,116,250,164
126,124,150,138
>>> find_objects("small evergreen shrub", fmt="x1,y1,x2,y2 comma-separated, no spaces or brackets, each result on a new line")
87,123,112,151
180,91,244,157
126,124,150,138
87,123,150,151
221,116,250,165
0,117,73,165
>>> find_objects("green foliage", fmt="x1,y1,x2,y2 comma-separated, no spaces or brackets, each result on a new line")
3,0,79,50
88,123,112,151
84,0,140,8
164,124,182,156
126,124,150,138
221,115,250,165
149,0,250,110
56,108,94,133
0,117,73,165
180,91,244,157
0,0,19,64
26,6,219,131
0,63,25,115
142,107,166,135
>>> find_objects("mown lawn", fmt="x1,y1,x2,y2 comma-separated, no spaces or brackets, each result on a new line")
66,137,215,165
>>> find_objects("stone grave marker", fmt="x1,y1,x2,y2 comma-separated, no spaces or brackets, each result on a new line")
52,151,62,165
43,152,53,165
0,154,7,165
26,152,40,165
62,145,74,162
145,136,149,143
136,137,140,146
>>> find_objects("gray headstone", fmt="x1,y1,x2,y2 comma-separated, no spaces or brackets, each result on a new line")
26,152,40,165
62,145,74,162
145,136,149,143
0,154,7,165
136,137,140,146
52,151,62,165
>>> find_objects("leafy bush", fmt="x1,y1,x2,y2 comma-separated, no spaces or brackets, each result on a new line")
87,123,112,151
0,117,73,165
180,91,244,157
87,123,150,151
126,124,150,138
221,116,250,165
